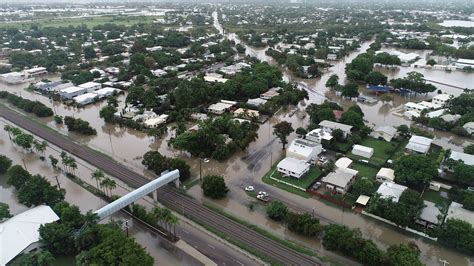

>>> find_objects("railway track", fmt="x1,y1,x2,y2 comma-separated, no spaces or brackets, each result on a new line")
0,106,321,265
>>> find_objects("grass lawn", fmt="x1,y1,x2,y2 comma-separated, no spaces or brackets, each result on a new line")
272,167,322,189
422,190,450,211
0,15,161,29
262,167,310,198
390,139,409,161
348,138,399,166
333,142,352,153
352,163,379,179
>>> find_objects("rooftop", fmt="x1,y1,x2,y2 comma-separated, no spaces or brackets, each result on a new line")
419,200,442,225
446,202,474,227
322,169,356,188
0,206,60,265
376,181,408,202
319,120,352,132
449,151,474,166
277,157,310,174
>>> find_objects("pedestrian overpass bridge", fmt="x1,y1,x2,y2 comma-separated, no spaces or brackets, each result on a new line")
94,170,180,221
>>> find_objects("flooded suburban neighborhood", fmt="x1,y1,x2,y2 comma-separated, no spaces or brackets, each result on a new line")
0,1,473,266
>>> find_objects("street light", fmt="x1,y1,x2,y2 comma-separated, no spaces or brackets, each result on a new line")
122,219,130,237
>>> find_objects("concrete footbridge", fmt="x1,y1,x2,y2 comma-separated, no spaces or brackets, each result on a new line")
94,170,180,221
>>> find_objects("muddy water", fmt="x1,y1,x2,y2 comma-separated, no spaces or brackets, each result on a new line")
206,11,474,265
0,122,196,266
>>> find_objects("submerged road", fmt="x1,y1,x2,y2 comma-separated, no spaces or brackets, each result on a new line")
0,105,321,266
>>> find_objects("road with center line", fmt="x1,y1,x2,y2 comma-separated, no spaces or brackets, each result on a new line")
0,105,321,265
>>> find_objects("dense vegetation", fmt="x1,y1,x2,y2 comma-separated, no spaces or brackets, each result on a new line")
141,151,191,181
0,91,53,117
64,116,97,135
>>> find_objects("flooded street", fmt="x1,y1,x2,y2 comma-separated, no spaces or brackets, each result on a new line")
0,10,472,266
0,122,202,266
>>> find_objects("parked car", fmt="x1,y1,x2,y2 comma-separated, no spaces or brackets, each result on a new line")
245,186,255,192
467,187,474,192
312,182,322,190
257,194,270,202
258,191,269,197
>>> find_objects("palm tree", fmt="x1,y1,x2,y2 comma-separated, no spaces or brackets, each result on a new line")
69,160,77,176
107,178,117,197
91,170,105,193
33,140,47,157
101,177,116,197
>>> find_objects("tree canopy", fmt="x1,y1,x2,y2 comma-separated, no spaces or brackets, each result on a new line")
201,175,229,199
394,154,437,188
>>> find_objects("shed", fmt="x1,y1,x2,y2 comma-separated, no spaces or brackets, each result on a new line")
376,168,395,183
352,144,374,159
335,157,352,169
405,135,433,154
356,195,370,206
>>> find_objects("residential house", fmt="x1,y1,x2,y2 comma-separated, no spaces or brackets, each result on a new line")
445,202,474,227
233,108,259,119
204,73,228,83
463,122,474,135
151,69,167,77
416,201,442,229
276,157,310,179
376,181,408,202
321,168,358,194
306,128,333,143
448,151,474,166
59,86,93,99
370,126,397,142
144,114,169,128
376,168,395,183
260,87,281,100
34,80,63,93
78,81,101,91
73,92,99,105
0,206,60,266
208,100,236,115
247,98,267,107
327,53,338,61
318,120,352,137
286,139,322,163
432,94,452,107
352,144,374,159
405,135,433,154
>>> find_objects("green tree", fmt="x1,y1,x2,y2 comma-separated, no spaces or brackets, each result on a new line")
325,74,339,89
379,93,393,104
83,46,96,59
6,165,30,190
49,155,59,168
0,155,12,174
397,125,410,138
273,121,294,149
341,83,360,98
316,108,336,122
464,144,474,155
99,105,117,122
0,202,12,221
385,243,423,266
340,110,364,129
426,59,437,66
295,127,307,137
201,175,229,199
351,178,376,197
438,218,474,254
394,154,437,188
266,201,288,221
17,174,65,207
365,71,388,85
14,132,34,150
91,170,105,193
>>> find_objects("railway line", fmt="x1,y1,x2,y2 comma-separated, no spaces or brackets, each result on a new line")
0,105,321,265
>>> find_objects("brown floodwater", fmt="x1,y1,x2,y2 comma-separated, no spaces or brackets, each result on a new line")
0,123,198,266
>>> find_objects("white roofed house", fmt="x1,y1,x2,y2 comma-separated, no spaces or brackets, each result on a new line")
448,151,474,166
286,139,322,163
78,81,101,91
247,98,267,107
0,206,60,265
144,114,169,128
277,157,310,179
233,108,259,119
432,94,452,107
73,92,99,105
376,181,407,202
405,135,433,154
370,126,397,142
445,202,474,227
463,122,474,135
318,120,352,138
351,145,374,159
94,87,118,99
260,87,281,100
59,86,90,99
416,201,442,229
208,100,237,115
306,128,333,143
321,168,358,195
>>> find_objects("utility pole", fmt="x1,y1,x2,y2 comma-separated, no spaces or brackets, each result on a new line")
55,175,61,189
22,158,28,171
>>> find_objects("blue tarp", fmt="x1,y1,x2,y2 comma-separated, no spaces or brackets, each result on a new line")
367,85,391,92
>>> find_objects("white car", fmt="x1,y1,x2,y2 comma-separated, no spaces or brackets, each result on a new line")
258,191,269,197
257,194,270,202
245,186,255,192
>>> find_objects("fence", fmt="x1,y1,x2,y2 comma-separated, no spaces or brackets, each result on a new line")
307,189,352,209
